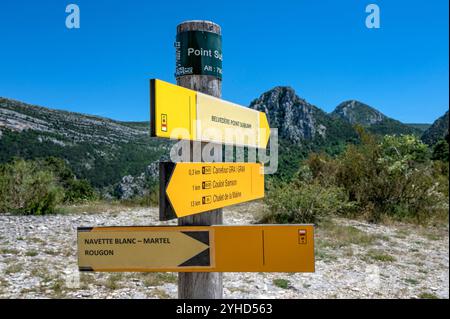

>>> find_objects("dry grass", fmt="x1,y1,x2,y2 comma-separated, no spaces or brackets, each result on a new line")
0,248,19,255
419,292,439,299
141,273,177,287
316,220,384,249
5,263,23,274
56,196,160,215
25,250,39,257
151,288,171,299
105,273,124,290
365,249,396,262
56,201,134,215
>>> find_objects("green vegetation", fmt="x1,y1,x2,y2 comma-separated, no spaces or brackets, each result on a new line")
431,134,449,163
419,292,439,299
0,159,64,215
142,273,177,287
404,278,419,285
39,157,97,203
55,192,159,215
332,100,423,136
105,273,123,290
25,250,38,257
0,248,19,255
263,130,449,224
152,288,171,299
406,123,431,133
1,97,447,223
118,184,159,207
422,111,449,146
316,221,382,249
261,181,349,224
50,277,66,297
0,128,166,189
366,120,423,136
272,278,290,289
365,249,396,262
4,263,24,274
0,157,97,215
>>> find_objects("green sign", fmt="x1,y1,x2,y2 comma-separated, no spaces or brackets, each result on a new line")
175,31,222,79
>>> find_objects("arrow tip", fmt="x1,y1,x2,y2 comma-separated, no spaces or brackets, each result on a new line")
259,112,270,149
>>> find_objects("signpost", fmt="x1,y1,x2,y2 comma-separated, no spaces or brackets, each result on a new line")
175,20,224,300
78,225,314,272
76,19,315,300
159,162,265,220
150,79,270,149
175,29,222,79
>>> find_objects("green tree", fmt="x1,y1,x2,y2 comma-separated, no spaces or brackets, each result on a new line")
0,159,64,215
431,134,449,162
264,130,448,224
38,157,97,203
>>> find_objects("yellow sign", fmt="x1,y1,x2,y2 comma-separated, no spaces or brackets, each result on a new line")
150,79,270,149
77,225,314,272
160,162,264,220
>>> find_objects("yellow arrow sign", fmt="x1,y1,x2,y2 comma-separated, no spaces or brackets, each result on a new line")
150,79,270,149
78,227,212,272
77,225,315,272
160,162,264,220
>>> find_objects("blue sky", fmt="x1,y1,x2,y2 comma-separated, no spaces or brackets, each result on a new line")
0,0,448,123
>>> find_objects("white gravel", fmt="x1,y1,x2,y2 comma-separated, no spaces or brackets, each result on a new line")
0,203,448,299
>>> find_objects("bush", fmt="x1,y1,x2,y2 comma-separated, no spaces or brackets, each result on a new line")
431,136,449,162
261,181,351,224
335,134,445,222
64,179,97,203
265,132,448,224
38,157,97,203
119,184,159,207
0,159,64,215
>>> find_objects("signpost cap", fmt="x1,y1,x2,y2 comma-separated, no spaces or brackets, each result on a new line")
177,20,221,34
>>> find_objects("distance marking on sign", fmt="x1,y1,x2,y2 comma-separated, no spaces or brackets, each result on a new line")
159,162,264,220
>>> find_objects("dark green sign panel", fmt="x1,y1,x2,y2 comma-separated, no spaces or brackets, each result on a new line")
175,31,222,79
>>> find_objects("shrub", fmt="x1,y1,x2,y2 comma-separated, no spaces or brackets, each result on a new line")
261,181,350,224
0,159,64,215
267,132,448,224
431,136,449,162
38,157,97,203
64,179,97,203
336,134,445,222
119,184,159,207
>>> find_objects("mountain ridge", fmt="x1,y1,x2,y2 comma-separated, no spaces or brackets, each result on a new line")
1,89,438,190
0,97,168,192
422,110,449,145
330,99,422,136
249,86,358,145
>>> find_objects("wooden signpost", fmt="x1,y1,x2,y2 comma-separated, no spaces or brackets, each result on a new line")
78,225,314,273
175,20,224,300
76,19,315,300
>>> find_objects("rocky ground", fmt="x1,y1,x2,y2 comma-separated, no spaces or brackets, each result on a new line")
0,202,448,299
